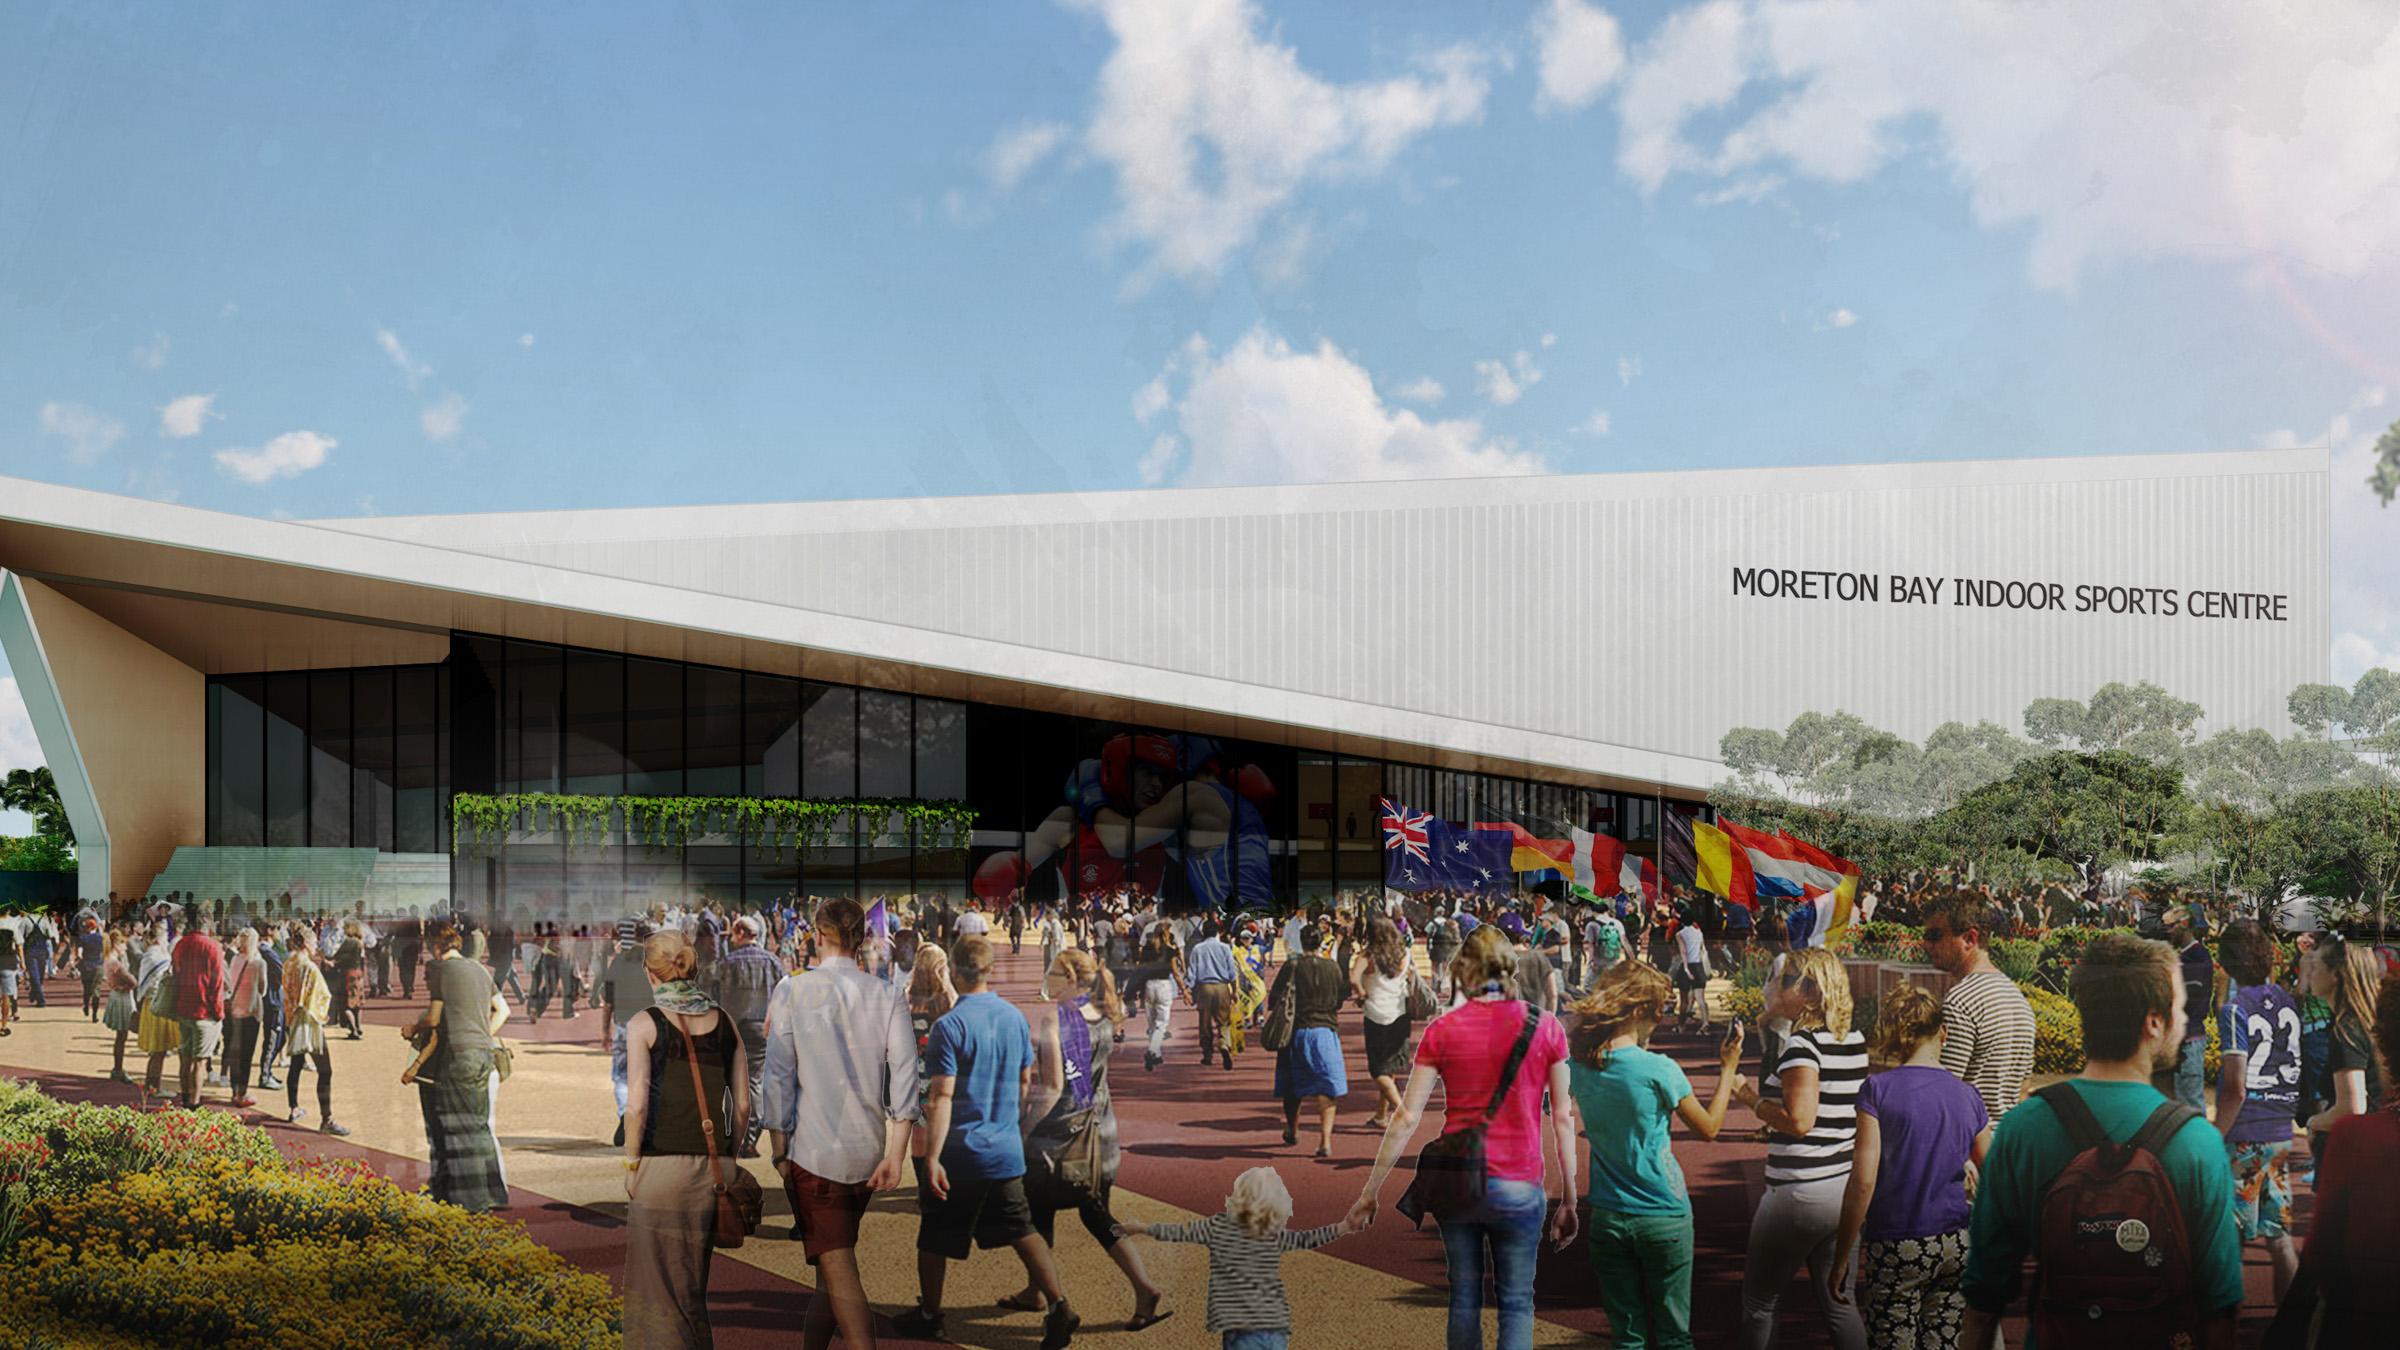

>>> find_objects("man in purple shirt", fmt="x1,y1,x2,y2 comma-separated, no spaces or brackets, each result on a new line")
2213,920,2302,1302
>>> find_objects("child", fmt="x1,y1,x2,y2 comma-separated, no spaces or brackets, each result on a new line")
1827,984,1992,1349
1117,1165,1361,1348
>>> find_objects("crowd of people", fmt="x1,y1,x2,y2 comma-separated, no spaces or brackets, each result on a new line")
3,879,2396,1350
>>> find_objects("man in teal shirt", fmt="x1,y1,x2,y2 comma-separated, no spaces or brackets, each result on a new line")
1960,933,2243,1347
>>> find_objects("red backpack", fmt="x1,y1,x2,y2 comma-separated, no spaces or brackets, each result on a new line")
2028,1081,2205,1348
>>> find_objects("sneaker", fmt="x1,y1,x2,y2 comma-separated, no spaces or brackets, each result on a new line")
1040,1300,1080,1350
257,1075,281,1091
230,1097,257,1109
891,1306,946,1339
322,1121,351,1137
289,1108,308,1124
1220,1048,1234,1071
1143,1052,1161,1073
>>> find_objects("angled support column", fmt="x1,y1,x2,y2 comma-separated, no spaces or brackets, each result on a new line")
0,572,203,902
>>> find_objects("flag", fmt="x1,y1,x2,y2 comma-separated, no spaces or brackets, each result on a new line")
1571,828,1659,902
1382,799,1515,893
864,899,891,939
1472,821,1574,875
1692,820,1755,908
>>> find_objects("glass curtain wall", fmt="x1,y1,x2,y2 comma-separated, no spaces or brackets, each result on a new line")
205,664,450,856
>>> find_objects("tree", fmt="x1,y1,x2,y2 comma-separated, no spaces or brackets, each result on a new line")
2290,785,2400,936
1950,750,2189,905
0,767,71,843
2373,415,2400,506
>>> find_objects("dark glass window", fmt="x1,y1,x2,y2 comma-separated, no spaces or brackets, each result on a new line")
395,668,440,853
352,668,395,851
561,648,625,797
685,666,743,798
801,684,856,801
307,670,352,848
624,658,684,797
505,640,560,795
263,674,308,848
858,690,911,800
963,704,1024,846
215,675,264,848
741,674,799,799
913,699,966,803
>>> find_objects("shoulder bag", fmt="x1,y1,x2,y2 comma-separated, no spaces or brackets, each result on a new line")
1047,1020,1114,1199
1396,1003,1541,1228
1405,968,1439,1022
667,1011,764,1248
1261,965,1298,1052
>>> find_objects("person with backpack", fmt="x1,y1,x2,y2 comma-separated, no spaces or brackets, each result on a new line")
1959,932,2243,1349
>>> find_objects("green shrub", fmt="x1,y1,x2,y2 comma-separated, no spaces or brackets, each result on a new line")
2026,986,2084,1074
0,1079,283,1254
1988,937,2042,985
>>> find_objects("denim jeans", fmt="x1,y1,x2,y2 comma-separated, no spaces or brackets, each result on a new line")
1437,1176,1546,1350
611,1034,630,1115
1222,1332,1289,1350
2172,1036,2206,1110
1588,1208,1695,1349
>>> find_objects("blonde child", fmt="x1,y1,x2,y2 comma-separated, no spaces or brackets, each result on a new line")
1117,1165,1361,1348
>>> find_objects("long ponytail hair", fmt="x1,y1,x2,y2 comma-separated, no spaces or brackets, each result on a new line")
1051,947,1124,1026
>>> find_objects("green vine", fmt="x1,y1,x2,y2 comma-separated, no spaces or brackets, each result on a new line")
449,793,978,856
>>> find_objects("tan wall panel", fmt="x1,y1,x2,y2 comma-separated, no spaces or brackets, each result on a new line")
20,579,204,899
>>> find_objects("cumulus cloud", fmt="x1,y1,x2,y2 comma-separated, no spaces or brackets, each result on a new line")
159,393,216,438
1574,409,1612,436
1135,328,1548,487
1474,349,1545,405
2261,385,2395,685
0,675,41,832
39,402,124,463
420,391,468,442
1608,0,2400,290
1392,376,1446,405
215,430,334,484
1077,0,1492,284
129,331,171,370
376,329,432,388
1618,354,1642,386
518,332,536,348
1533,0,1627,114
985,120,1071,191
1825,308,1858,329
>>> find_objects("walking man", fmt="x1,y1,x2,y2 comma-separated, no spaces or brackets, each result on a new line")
894,934,1079,1348
761,897,918,1350
1184,920,1240,1071
707,914,786,1154
170,909,227,1110
1921,893,2036,1119
22,914,51,1009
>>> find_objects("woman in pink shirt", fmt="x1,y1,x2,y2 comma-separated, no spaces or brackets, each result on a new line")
1348,926,1576,1350
224,928,264,1109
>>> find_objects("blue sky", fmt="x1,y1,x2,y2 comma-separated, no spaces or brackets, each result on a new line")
5,0,2399,828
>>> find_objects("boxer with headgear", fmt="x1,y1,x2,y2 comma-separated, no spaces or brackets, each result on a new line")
972,732,1179,905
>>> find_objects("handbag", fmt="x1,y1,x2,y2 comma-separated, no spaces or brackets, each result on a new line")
1405,970,1439,1022
1047,1044,1112,1198
1260,969,1297,1052
490,1038,515,1083
667,1012,765,1249
1396,1004,1540,1228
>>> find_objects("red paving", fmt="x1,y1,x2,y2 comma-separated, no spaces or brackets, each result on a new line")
12,954,2295,1346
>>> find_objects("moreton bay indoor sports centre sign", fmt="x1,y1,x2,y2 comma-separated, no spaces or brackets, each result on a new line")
1732,567,2291,622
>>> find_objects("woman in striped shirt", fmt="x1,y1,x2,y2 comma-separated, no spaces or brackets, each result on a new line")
1729,946,1867,1350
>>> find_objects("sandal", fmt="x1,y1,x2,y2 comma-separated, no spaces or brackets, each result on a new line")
1126,1309,1174,1332
997,1291,1047,1314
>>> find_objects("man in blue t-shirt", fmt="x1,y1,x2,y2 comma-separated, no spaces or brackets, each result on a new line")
2213,920,2303,1302
897,935,1080,1348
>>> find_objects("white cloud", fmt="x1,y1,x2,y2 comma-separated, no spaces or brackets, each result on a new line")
215,430,334,484
419,391,468,442
158,393,216,438
1618,354,1642,386
1474,349,1545,405
1078,0,1492,284
1137,432,1183,485
0,677,40,772
1574,409,1612,436
1533,0,1627,114
39,402,124,462
1131,375,1172,423
1611,0,2400,290
517,333,535,348
2262,385,2396,687
985,120,1070,191
129,331,171,370
1825,307,1858,329
376,329,432,388
1393,376,1446,405
1540,332,1557,348
1137,328,1547,487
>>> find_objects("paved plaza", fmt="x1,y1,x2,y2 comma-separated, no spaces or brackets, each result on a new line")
1,946,2299,1348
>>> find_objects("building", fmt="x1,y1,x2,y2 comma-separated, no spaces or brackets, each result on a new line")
0,447,2328,918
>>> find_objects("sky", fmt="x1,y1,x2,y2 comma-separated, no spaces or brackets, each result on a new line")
4,0,2399,831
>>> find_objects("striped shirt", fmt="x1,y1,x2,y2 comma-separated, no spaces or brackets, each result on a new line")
1764,1027,1867,1186
1938,967,2037,1120
1148,1213,1344,1332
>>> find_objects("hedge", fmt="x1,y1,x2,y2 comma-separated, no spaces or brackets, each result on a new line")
0,1081,620,1349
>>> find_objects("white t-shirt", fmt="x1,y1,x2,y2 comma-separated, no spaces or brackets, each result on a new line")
1674,924,1708,971
953,911,991,937
1282,915,1306,960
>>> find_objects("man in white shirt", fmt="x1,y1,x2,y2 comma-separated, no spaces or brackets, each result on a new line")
1673,916,1713,1033
761,897,918,1348
952,901,992,940
1281,910,1307,967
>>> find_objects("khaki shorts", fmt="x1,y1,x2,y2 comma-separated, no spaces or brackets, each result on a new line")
180,1017,223,1061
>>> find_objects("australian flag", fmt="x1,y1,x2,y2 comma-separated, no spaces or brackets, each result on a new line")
1380,798,1515,894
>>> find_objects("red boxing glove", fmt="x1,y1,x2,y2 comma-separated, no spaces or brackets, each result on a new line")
1233,763,1277,804
973,852,1030,900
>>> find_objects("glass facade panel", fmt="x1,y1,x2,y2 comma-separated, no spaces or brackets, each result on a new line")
308,670,351,848
395,668,440,853
505,640,560,795
214,677,264,847
742,674,799,799
263,673,308,848
624,658,684,798
802,684,856,800
858,690,911,800
561,649,626,797
1296,755,1335,904
913,699,966,803
351,668,395,852
685,666,743,798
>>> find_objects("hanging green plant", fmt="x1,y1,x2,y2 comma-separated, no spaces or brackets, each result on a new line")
449,792,978,855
